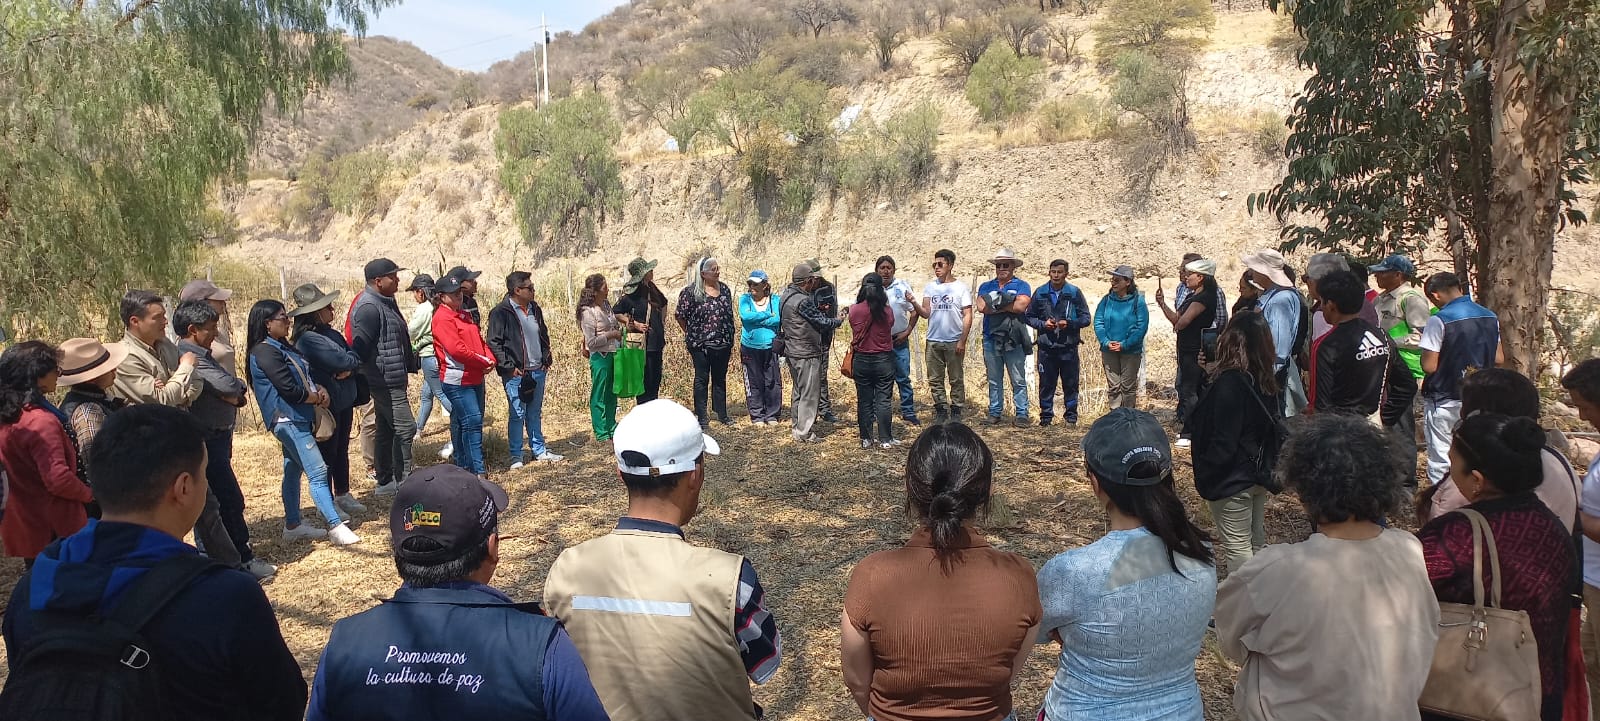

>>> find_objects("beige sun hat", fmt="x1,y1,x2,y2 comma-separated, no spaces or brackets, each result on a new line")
991,249,1024,269
1241,249,1293,287
57,338,129,386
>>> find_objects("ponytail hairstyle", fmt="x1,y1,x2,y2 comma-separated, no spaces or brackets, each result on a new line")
576,273,608,324
1093,465,1215,573
904,424,993,569
245,299,285,354
0,341,60,424
688,257,717,302
1452,413,1548,496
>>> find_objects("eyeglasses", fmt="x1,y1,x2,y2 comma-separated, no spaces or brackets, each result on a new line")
269,313,289,322
515,285,535,291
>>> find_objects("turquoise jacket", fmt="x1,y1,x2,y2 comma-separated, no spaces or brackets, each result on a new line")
1094,291,1149,353
738,292,782,350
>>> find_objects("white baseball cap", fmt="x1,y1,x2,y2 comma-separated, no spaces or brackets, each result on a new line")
614,400,721,476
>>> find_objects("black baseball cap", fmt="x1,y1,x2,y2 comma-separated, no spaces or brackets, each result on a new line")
364,258,405,281
407,274,436,292
445,265,482,281
433,275,464,295
1082,408,1172,486
391,465,510,564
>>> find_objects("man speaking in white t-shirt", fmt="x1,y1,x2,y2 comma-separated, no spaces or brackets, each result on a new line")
918,249,974,425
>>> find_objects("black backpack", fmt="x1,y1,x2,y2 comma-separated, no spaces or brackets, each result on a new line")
0,554,220,721
1243,380,1288,493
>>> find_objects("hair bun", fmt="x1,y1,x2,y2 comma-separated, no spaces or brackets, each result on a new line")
928,492,961,519
1502,416,1547,454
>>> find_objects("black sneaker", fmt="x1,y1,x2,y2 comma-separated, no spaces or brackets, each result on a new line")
1039,418,1052,427
902,415,921,426
1013,416,1030,428
822,412,840,423
983,415,1001,426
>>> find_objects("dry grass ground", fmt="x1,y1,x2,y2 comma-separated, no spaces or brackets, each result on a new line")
0,293,1325,720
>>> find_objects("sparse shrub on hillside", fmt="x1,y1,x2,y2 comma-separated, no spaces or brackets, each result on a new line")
938,21,999,75
1035,96,1110,142
459,114,485,138
1074,0,1103,15
682,61,836,224
449,142,479,164
1095,0,1216,64
789,0,858,37
621,61,702,150
837,102,943,204
453,76,483,109
281,190,322,230
1044,22,1087,64
496,94,625,245
965,44,1045,121
768,35,867,88
864,5,910,71
436,186,467,211
930,0,960,31
407,92,441,111
327,151,392,218
1252,111,1288,159
1107,50,1195,201
997,6,1046,57
199,208,240,245
701,9,784,72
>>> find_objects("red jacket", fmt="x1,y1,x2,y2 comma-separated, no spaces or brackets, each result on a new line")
432,304,496,386
0,405,92,559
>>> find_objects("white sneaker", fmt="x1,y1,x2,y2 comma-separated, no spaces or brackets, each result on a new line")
1175,437,1192,449
328,524,361,546
373,481,400,497
437,442,453,460
243,558,278,581
282,524,327,541
335,494,368,515
509,461,526,471
536,451,565,462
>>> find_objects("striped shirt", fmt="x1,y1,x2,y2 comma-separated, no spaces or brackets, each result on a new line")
615,517,781,682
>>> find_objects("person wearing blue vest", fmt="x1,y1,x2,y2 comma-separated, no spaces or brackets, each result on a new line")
1025,259,1091,426
977,249,1034,426
307,464,609,721
1418,272,1503,486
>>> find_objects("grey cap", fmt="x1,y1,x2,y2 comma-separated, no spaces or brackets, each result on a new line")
1082,408,1172,487
1109,265,1136,280
792,263,817,282
1304,253,1350,281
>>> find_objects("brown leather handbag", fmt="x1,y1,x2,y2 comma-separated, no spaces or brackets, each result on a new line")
1418,508,1542,721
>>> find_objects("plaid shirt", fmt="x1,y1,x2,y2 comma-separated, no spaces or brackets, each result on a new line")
615,517,782,683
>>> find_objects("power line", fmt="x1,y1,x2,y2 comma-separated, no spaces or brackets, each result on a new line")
430,26,541,57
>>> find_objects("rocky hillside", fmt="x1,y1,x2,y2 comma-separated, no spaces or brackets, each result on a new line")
222,9,1600,297
251,36,464,173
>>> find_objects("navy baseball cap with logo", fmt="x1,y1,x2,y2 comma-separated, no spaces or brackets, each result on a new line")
1082,408,1172,486
390,465,510,563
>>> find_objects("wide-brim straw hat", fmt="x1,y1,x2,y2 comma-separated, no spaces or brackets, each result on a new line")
58,338,129,386
288,283,340,317
991,249,1024,269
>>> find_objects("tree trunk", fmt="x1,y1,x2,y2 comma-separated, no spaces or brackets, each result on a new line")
1480,0,1576,378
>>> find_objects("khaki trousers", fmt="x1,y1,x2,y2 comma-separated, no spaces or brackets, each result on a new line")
925,340,966,413
1102,350,1142,409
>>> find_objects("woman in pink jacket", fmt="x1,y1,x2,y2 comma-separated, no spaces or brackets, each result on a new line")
0,341,93,563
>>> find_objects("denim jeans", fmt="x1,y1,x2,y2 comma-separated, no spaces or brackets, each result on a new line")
442,383,486,475
892,341,914,418
273,421,343,529
983,339,1029,418
853,351,896,441
416,355,453,432
504,370,548,460
371,382,416,487
203,430,253,563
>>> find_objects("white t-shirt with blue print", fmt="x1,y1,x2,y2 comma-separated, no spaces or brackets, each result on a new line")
1036,527,1216,721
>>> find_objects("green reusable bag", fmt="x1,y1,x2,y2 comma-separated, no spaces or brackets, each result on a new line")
613,329,645,398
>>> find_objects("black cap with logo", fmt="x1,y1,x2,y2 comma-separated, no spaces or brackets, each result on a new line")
1081,408,1172,487
390,465,510,564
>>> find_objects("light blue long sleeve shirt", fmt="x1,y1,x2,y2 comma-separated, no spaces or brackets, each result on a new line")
738,292,781,349
1257,287,1302,372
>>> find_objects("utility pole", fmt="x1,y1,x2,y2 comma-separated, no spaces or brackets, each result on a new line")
540,14,551,106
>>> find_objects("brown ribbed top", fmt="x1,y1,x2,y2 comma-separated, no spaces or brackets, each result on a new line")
844,526,1041,721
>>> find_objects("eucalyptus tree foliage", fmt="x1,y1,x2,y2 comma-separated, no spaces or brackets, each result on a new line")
496,94,625,249
1249,0,1600,376
0,0,389,338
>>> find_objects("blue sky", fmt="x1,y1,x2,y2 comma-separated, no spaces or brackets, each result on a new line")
367,0,630,71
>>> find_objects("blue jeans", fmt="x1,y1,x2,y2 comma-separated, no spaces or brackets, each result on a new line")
443,382,486,475
416,356,453,431
892,341,914,418
273,421,343,529
983,339,1029,418
504,371,548,460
